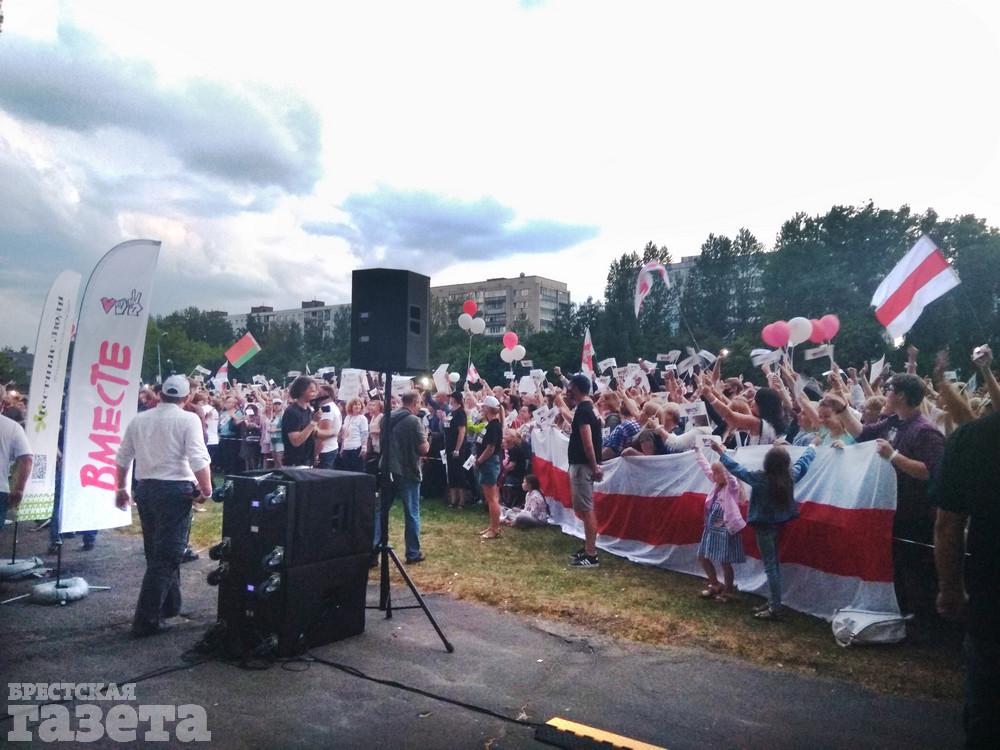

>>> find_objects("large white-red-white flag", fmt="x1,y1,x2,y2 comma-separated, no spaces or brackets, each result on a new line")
871,235,959,339
634,261,669,318
581,327,595,377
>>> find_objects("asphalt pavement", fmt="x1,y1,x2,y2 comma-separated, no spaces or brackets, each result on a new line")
0,526,962,749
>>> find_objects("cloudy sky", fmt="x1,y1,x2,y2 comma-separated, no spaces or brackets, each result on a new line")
2,0,999,348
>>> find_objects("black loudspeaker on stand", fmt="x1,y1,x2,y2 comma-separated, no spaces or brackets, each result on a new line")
351,268,453,653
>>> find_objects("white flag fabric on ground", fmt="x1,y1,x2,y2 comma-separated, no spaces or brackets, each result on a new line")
61,240,160,533
581,327,595,377
633,261,669,318
531,428,900,620
18,271,81,522
871,235,960,339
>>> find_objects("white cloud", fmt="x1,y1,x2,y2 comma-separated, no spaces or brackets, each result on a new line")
2,0,1000,348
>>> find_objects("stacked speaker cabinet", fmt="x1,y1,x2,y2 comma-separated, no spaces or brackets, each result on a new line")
209,468,376,657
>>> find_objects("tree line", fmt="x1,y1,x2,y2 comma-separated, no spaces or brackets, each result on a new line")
137,202,999,387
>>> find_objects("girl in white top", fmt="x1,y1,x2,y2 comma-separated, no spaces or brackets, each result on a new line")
339,398,369,472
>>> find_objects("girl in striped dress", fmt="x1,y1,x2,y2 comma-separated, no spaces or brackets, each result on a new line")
695,446,747,602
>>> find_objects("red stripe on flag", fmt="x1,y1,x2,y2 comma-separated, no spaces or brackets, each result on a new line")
533,457,895,582
875,249,950,328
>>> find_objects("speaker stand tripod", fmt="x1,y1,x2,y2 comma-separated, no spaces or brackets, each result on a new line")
368,370,453,653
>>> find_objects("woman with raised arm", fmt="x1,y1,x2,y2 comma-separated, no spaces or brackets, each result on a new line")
703,384,787,446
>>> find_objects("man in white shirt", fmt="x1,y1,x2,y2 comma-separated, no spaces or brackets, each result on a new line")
115,375,212,637
1,413,33,529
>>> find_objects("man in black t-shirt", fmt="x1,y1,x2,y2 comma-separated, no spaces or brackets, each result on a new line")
934,412,1000,748
281,376,319,466
565,374,603,568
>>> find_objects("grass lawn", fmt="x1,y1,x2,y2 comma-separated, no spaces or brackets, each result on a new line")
124,491,963,702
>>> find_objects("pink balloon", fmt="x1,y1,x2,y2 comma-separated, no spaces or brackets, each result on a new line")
809,319,826,344
502,331,519,349
761,323,776,347
463,299,478,316
770,321,791,348
820,314,840,340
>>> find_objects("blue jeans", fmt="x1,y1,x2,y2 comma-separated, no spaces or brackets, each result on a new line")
372,477,422,561
754,524,783,609
133,480,195,632
318,450,338,469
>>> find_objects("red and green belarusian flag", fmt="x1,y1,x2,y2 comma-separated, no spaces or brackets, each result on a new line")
225,333,261,368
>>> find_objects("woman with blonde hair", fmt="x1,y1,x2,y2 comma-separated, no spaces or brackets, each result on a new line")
340,397,369,472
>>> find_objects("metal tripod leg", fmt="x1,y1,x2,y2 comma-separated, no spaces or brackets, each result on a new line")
377,540,453,653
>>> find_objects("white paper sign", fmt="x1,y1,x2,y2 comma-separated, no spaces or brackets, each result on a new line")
462,453,477,471
751,348,783,367
869,355,886,384
681,400,711,428
504,370,515,380
596,376,612,393
803,344,833,361
339,368,366,403
518,375,538,395
598,357,617,372
698,350,717,365
392,376,413,396
432,363,451,394
521,359,534,368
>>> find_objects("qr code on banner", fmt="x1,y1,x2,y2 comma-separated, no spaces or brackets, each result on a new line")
31,454,47,480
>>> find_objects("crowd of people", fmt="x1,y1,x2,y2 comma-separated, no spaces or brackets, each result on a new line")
3,340,997,744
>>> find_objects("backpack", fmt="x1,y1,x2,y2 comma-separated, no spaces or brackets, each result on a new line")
831,608,912,647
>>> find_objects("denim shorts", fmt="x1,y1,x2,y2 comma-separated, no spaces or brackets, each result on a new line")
477,455,501,486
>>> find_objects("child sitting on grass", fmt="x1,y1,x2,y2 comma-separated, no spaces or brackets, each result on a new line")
501,474,549,529
710,436,819,620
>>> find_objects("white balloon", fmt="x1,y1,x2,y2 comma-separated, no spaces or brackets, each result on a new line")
511,344,526,360
787,316,812,347
500,347,515,363
448,372,460,383
470,317,486,335
458,313,473,331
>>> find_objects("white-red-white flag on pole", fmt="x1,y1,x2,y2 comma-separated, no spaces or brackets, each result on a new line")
581,326,595,377
870,235,960,339
467,361,481,384
212,362,229,391
634,261,670,318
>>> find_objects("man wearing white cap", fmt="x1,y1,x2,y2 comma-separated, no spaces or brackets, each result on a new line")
115,375,213,637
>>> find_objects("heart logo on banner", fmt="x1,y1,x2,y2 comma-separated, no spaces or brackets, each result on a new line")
100,297,116,313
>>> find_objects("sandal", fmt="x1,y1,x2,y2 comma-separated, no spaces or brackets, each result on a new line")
714,592,733,603
752,602,772,614
480,530,501,540
700,584,723,599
